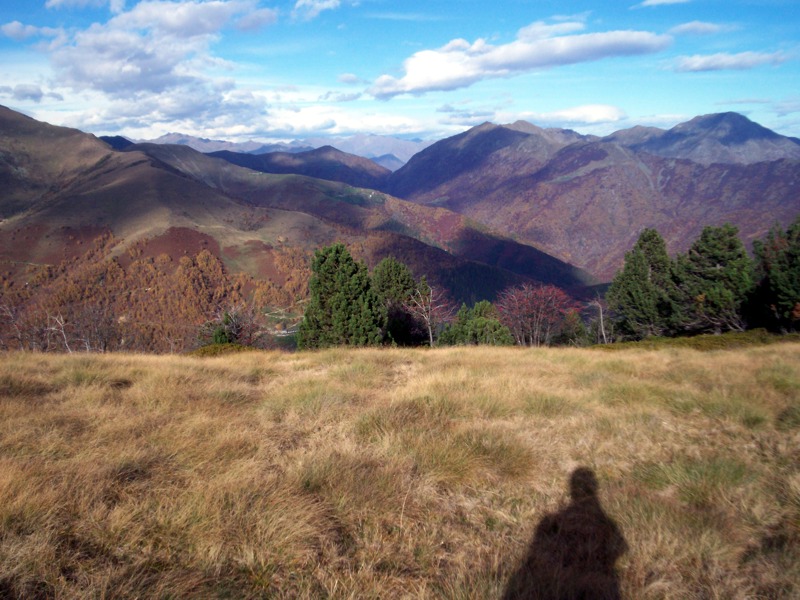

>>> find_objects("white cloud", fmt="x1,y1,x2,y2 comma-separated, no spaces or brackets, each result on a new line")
517,104,627,126
12,84,45,102
675,51,787,72
46,0,127,13
634,0,690,7
6,0,280,139
46,1,271,98
668,21,730,35
369,21,671,99
293,0,340,20
338,73,364,85
236,8,278,31
1,21,62,41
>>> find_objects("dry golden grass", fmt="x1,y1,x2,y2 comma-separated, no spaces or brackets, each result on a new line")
0,344,798,598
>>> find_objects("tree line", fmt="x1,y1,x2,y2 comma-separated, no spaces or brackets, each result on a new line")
298,218,799,350
1,217,795,353
296,242,593,349
607,218,799,340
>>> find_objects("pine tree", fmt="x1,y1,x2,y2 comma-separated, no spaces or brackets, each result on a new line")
606,229,675,339
297,243,386,349
753,216,800,331
371,256,423,345
673,224,754,334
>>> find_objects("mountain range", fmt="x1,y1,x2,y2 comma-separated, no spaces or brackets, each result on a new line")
382,112,800,280
1,106,798,306
101,131,432,171
0,106,592,307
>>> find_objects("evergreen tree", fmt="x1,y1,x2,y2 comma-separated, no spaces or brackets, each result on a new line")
439,300,514,346
673,224,754,334
371,256,424,345
297,243,386,349
606,229,676,339
752,216,800,331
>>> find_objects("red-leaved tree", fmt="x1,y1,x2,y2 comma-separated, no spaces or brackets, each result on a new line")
496,283,575,346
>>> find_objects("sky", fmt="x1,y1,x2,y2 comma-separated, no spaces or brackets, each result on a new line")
0,0,798,143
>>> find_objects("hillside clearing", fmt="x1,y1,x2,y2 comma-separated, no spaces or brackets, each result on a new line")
1,345,798,598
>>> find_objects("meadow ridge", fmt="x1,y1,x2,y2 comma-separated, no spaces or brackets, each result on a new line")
0,344,798,598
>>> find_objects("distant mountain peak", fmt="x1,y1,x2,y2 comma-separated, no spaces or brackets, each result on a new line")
671,111,780,143
612,111,800,165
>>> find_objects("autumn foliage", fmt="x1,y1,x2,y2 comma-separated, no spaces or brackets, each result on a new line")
496,283,576,347
0,234,311,353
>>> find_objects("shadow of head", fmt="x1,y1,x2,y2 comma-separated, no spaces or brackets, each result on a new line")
569,467,598,501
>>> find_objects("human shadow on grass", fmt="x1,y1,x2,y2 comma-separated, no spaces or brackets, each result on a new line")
503,467,628,600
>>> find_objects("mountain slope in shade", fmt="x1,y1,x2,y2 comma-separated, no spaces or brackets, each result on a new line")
383,113,800,280
387,122,577,200
0,106,593,306
99,135,134,151
208,145,392,190
131,142,595,295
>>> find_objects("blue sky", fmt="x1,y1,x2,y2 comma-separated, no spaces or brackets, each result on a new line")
0,0,798,142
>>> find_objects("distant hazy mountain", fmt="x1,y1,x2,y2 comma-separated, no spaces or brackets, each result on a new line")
143,132,268,154
304,133,433,164
207,145,392,190
372,154,405,172
383,113,800,280
134,132,433,166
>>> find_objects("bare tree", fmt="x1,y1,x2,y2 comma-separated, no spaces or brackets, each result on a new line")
402,278,456,347
46,312,73,353
590,298,609,345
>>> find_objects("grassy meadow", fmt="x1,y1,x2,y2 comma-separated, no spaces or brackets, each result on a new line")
0,343,798,598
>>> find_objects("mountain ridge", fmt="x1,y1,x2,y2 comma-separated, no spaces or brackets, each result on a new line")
0,105,593,307
380,112,800,280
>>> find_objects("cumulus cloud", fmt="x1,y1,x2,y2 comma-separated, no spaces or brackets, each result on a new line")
47,1,271,98
13,1,279,136
368,20,671,99
319,90,362,102
0,83,64,103
675,51,787,72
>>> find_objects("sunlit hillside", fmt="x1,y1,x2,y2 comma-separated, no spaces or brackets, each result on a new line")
1,345,798,598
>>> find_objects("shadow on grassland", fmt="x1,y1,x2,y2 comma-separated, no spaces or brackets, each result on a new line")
503,467,628,600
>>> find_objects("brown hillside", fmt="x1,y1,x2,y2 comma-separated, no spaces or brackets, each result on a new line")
0,106,593,306
385,116,800,280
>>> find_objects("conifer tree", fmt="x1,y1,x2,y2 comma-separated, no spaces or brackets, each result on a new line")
297,243,386,349
371,256,423,345
752,216,800,331
606,228,675,339
673,224,754,334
